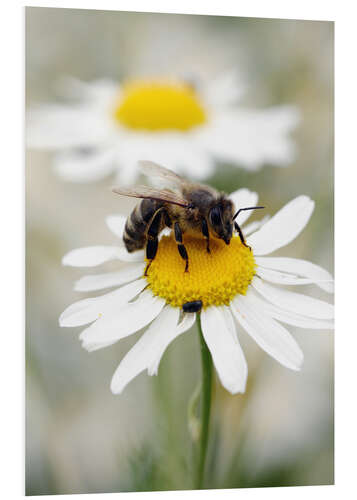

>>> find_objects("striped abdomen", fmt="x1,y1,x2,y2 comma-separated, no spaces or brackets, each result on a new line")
123,199,164,252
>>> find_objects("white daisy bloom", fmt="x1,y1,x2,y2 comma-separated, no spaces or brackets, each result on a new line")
59,189,333,395
28,75,300,184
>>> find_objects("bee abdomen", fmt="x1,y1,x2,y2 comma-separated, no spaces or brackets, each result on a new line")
123,199,163,252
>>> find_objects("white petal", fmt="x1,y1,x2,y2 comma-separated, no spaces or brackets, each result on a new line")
247,196,315,255
62,246,121,267
242,215,270,237
117,247,145,262
219,306,239,344
54,77,118,104
201,306,247,394
114,160,141,186
84,339,118,352
110,306,180,394
256,267,331,287
255,256,334,293
80,290,165,344
252,277,334,319
243,290,334,330
203,71,245,108
74,263,145,291
106,215,127,240
148,312,196,376
197,106,300,170
53,148,115,183
229,189,259,225
27,105,111,150
59,279,147,327
115,131,213,181
231,294,303,371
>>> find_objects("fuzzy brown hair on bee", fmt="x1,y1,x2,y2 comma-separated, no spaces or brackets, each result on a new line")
112,161,264,276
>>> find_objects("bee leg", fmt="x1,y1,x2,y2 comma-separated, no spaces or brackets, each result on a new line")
201,218,210,253
144,239,158,276
163,210,172,228
234,222,251,251
144,262,151,276
144,209,163,275
174,222,189,272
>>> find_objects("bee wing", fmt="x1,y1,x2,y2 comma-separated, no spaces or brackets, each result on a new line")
138,161,189,187
112,185,189,207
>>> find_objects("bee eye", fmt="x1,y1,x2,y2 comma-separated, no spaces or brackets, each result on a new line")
209,206,221,225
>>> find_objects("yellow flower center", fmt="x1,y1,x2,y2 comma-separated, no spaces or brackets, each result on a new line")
145,234,256,309
113,80,207,131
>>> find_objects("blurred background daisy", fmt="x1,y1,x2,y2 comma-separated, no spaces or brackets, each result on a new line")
26,7,334,496
27,73,299,184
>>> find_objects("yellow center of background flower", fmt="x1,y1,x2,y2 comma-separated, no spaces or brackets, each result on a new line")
145,235,256,308
114,81,207,131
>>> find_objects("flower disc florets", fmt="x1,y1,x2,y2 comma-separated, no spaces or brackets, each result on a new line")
145,234,256,308
114,80,207,131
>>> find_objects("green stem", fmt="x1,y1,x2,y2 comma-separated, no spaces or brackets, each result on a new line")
188,381,202,442
195,313,213,489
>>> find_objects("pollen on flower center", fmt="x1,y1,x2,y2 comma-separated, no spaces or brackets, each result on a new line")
145,234,256,309
113,80,207,131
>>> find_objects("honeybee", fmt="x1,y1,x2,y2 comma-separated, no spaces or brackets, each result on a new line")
112,161,264,281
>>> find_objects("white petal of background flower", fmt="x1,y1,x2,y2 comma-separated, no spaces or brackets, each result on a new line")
53,148,116,183
56,78,118,116
80,290,165,346
201,306,248,394
202,72,245,108
55,76,119,105
231,292,304,371
115,131,215,180
252,277,334,319
59,279,147,327
110,306,180,394
247,195,315,255
114,158,143,186
27,105,112,150
74,262,146,292
255,256,334,293
196,106,299,169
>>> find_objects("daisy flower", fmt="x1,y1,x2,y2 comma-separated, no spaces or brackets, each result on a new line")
28,74,300,184
59,189,333,395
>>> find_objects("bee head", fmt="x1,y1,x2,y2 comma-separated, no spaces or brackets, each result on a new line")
208,198,234,245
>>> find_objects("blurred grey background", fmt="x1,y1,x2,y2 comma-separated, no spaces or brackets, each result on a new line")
26,7,334,495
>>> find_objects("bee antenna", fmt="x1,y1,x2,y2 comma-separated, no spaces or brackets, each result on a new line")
233,206,265,221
